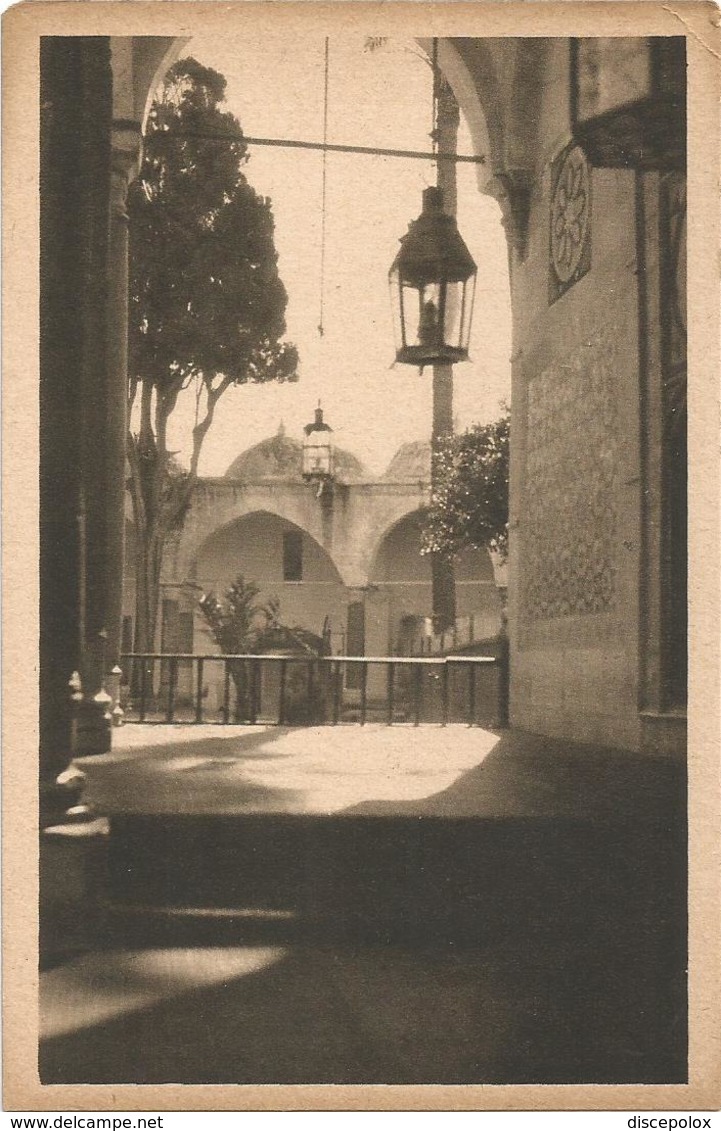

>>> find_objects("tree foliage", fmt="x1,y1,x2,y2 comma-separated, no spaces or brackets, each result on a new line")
127,57,298,654
422,411,510,562
199,576,326,722
199,576,325,657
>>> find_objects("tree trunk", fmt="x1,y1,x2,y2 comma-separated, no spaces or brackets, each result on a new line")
133,521,163,657
127,382,195,678
431,77,460,632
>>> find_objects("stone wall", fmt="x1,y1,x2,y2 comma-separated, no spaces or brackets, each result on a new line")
507,42,646,750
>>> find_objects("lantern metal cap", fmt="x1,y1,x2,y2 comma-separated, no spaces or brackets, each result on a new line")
304,404,332,435
389,187,477,286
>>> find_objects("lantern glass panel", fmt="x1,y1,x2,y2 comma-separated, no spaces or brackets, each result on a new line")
414,281,443,353
389,268,405,351
459,273,476,354
302,436,333,479
439,279,469,351
395,277,473,364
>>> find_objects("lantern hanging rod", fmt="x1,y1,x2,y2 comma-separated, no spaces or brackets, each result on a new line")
146,130,485,165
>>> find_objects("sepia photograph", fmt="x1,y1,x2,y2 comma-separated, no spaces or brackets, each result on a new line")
3,0,720,1111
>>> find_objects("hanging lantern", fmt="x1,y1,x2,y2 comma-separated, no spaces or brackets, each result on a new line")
389,186,477,371
302,404,334,481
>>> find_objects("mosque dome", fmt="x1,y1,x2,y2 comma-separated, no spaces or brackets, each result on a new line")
224,423,368,482
382,440,432,483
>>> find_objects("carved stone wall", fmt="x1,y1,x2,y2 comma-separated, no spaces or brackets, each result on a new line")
522,326,620,620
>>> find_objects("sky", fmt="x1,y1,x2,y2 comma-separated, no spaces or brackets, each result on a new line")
166,33,512,478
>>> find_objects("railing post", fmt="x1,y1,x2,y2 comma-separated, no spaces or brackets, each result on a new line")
223,661,231,724
139,659,147,723
386,661,395,725
441,661,449,726
166,656,177,723
467,661,476,727
306,659,314,724
360,662,368,726
255,659,262,721
249,660,258,725
332,660,341,725
279,659,287,725
497,642,509,728
195,657,204,724
413,663,422,727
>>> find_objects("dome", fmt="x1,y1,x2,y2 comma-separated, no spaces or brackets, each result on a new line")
382,440,431,483
224,426,368,482
224,432,303,480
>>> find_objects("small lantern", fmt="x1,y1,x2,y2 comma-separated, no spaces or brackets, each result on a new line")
389,186,477,371
570,37,685,170
302,404,333,481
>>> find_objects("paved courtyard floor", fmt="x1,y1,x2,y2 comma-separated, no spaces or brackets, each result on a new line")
74,723,682,823
40,725,687,1085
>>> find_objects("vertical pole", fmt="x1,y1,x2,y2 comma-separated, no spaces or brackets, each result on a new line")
430,48,460,634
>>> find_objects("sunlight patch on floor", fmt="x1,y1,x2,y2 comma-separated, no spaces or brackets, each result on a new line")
41,947,287,1040
78,725,501,815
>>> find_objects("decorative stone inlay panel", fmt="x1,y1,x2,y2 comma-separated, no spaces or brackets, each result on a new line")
522,328,620,620
549,143,592,303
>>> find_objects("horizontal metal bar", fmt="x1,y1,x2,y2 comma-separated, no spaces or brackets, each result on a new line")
145,130,485,165
121,652,498,665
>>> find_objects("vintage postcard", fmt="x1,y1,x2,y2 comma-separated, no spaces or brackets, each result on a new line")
2,0,719,1112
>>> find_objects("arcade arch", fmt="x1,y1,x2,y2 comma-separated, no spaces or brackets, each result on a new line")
137,35,512,216
191,510,348,649
366,509,502,656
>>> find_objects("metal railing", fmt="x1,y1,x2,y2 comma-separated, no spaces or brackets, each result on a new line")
119,653,508,728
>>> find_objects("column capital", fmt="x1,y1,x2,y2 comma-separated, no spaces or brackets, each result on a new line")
110,119,143,222
486,170,532,258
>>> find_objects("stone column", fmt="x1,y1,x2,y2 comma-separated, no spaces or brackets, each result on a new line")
105,125,143,675
40,37,114,814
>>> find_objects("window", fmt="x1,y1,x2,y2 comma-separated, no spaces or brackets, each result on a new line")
283,529,303,581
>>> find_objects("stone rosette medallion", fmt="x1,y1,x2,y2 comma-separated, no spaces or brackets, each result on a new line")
549,142,592,303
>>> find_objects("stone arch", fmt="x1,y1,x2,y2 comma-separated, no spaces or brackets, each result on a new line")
419,37,503,194
191,509,349,645
366,507,502,651
366,506,432,587
190,507,342,584
171,483,329,580
368,508,496,588
137,35,503,184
